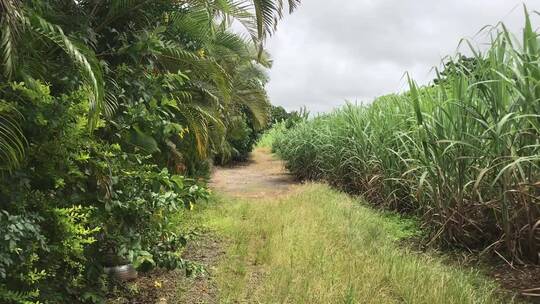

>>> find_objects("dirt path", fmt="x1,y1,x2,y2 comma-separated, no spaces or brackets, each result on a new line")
162,148,296,303
209,148,297,198
111,149,295,304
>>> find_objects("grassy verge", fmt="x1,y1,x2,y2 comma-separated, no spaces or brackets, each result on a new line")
200,183,512,303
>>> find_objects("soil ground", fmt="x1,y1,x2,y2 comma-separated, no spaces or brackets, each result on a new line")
209,147,296,199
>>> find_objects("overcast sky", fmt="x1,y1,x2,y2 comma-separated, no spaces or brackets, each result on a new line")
265,1,540,114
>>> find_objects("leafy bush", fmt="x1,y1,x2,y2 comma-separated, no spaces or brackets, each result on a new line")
0,82,209,303
215,112,261,164
0,0,298,301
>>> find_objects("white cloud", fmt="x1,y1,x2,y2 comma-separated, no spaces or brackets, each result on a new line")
266,0,540,113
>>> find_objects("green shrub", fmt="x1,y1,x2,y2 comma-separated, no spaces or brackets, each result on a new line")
0,82,209,303
215,113,259,164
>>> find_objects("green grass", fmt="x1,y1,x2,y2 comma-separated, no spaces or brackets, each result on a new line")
200,183,510,303
256,121,288,149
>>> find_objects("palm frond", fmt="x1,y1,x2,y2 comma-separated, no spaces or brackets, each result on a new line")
252,0,300,38
0,18,16,79
210,30,250,60
0,0,23,34
235,87,270,130
175,102,222,158
0,101,26,171
158,39,233,102
95,0,152,31
252,0,277,39
0,0,23,79
104,76,122,117
24,12,105,127
186,0,300,44
168,8,213,45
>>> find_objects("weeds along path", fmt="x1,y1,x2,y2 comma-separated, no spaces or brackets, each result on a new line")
176,148,511,304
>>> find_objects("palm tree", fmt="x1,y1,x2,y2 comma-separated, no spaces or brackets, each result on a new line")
0,0,300,171
0,0,104,170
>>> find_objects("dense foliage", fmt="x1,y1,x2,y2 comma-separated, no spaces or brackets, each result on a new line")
0,0,298,302
257,106,306,149
273,12,540,264
268,105,306,128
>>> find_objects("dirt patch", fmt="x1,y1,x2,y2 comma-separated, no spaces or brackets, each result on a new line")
209,148,297,199
107,234,225,304
491,264,540,303
174,234,225,304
